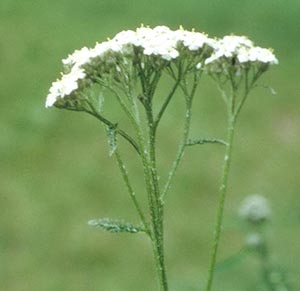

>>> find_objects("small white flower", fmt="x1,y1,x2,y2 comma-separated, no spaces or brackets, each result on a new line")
90,41,112,58
45,92,58,108
135,26,180,60
45,67,86,107
237,46,250,63
112,30,137,46
222,35,253,49
62,47,92,67
177,30,210,51
239,194,271,223
206,34,278,67
248,46,279,64
152,25,173,35
135,26,156,47
205,35,253,64
161,48,179,61
107,40,123,52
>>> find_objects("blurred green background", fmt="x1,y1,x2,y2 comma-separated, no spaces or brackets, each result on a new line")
1,0,300,290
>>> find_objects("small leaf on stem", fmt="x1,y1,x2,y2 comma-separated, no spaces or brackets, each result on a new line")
186,138,228,146
88,218,145,233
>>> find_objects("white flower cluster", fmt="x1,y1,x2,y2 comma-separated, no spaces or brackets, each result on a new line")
59,26,212,72
46,25,213,108
62,46,92,68
46,26,278,108
111,26,213,60
45,68,86,108
239,194,271,223
205,35,278,65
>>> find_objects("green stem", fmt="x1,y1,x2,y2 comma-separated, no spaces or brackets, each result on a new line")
161,73,198,201
121,87,167,290
161,99,192,201
145,102,169,291
83,101,141,154
114,149,150,234
154,72,182,132
205,115,236,291
205,77,254,290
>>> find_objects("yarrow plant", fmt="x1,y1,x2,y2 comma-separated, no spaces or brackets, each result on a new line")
237,195,292,290
46,25,278,291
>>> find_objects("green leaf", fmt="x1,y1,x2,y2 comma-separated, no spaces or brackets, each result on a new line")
88,218,144,234
186,137,228,146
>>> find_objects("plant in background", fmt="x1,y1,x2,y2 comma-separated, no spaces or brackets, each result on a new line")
239,195,292,291
214,195,292,291
45,25,278,291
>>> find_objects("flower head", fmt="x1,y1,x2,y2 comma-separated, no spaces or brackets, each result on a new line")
45,25,218,108
174,28,212,51
247,46,278,64
112,30,137,46
45,26,278,109
45,67,86,108
135,26,179,60
239,194,271,224
62,47,92,68
205,35,253,65
205,34,278,67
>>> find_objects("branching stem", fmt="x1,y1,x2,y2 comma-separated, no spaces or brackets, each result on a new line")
114,149,150,235
161,73,199,201
205,85,250,291
205,114,236,291
84,101,141,155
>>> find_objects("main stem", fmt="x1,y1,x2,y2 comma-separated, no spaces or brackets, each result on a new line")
205,115,236,291
146,104,168,291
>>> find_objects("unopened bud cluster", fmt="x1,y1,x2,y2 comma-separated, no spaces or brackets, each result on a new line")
45,25,278,108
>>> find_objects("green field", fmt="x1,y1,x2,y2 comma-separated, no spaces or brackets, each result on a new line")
1,1,300,290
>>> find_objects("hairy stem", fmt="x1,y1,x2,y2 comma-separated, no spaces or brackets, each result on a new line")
84,101,141,154
114,149,150,234
205,115,236,291
145,101,168,291
161,73,199,201
154,74,181,132
161,99,192,201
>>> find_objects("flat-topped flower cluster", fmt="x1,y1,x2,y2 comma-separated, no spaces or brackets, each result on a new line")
205,35,278,65
46,25,278,108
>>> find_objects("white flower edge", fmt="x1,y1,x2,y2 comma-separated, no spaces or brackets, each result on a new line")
45,67,86,108
205,35,278,65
